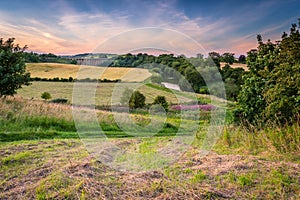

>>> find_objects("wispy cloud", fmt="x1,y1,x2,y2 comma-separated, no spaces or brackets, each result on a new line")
0,0,297,55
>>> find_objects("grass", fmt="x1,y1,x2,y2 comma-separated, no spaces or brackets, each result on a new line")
214,122,300,162
26,63,152,82
220,62,248,71
1,96,299,199
18,82,195,105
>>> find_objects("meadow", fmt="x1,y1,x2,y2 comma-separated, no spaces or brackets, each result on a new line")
0,96,299,199
0,63,299,199
18,82,198,105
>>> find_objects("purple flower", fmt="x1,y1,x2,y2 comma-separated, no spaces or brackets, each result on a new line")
171,104,215,111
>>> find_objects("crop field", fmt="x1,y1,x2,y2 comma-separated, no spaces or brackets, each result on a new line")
26,63,152,82
18,82,196,105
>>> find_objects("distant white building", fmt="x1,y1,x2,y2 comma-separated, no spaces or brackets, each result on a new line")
161,82,181,91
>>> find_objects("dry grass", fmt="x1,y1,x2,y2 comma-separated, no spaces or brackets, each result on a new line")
26,63,152,82
1,139,299,199
220,62,248,71
1,97,300,199
18,82,192,105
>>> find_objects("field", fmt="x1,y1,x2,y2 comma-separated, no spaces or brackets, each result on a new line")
0,97,299,199
26,63,152,82
220,62,248,71
18,82,197,105
1,62,299,199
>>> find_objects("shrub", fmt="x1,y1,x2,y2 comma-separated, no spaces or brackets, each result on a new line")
41,92,51,100
153,95,169,111
50,98,68,104
129,91,146,109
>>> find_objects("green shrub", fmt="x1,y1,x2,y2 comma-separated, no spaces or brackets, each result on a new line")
41,92,51,100
153,95,169,111
50,98,68,104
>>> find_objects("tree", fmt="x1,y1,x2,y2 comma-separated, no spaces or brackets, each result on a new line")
235,20,300,125
153,95,169,111
0,38,30,96
208,52,221,68
221,52,235,64
129,90,146,109
238,55,246,64
41,92,52,100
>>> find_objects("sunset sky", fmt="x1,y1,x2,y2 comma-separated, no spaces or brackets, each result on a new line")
1,0,299,56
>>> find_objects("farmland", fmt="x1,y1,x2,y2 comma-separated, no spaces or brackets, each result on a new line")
26,63,152,82
18,82,198,105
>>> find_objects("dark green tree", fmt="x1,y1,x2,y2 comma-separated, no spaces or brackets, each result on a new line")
0,38,30,96
221,52,235,64
208,51,221,68
235,20,300,125
129,90,146,109
238,55,246,64
153,95,169,111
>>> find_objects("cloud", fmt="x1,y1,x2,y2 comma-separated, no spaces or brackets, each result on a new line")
0,0,294,55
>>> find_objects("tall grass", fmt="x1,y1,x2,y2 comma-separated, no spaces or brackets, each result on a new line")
0,96,184,141
216,120,300,161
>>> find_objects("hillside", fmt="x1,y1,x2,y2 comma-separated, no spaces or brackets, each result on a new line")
26,63,152,82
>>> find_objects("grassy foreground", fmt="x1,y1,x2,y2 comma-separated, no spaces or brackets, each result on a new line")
0,97,299,199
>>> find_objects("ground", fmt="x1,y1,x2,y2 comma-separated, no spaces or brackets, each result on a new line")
1,138,299,199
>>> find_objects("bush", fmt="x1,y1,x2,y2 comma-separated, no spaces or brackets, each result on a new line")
199,87,209,94
50,98,68,104
129,91,146,109
153,95,169,111
41,92,51,100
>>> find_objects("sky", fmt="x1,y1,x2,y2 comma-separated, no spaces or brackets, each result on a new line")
0,0,299,56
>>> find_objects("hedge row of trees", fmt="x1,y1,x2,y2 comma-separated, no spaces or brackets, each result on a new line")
23,52,77,64
30,77,121,83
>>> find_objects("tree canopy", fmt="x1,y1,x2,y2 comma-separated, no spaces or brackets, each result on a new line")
0,38,30,96
235,20,300,125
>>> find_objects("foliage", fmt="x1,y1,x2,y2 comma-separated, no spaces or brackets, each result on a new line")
221,52,235,64
235,20,300,125
23,52,77,64
0,38,31,96
110,53,244,100
221,64,246,101
238,55,246,64
153,95,169,111
41,92,52,100
129,90,146,109
50,98,68,104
